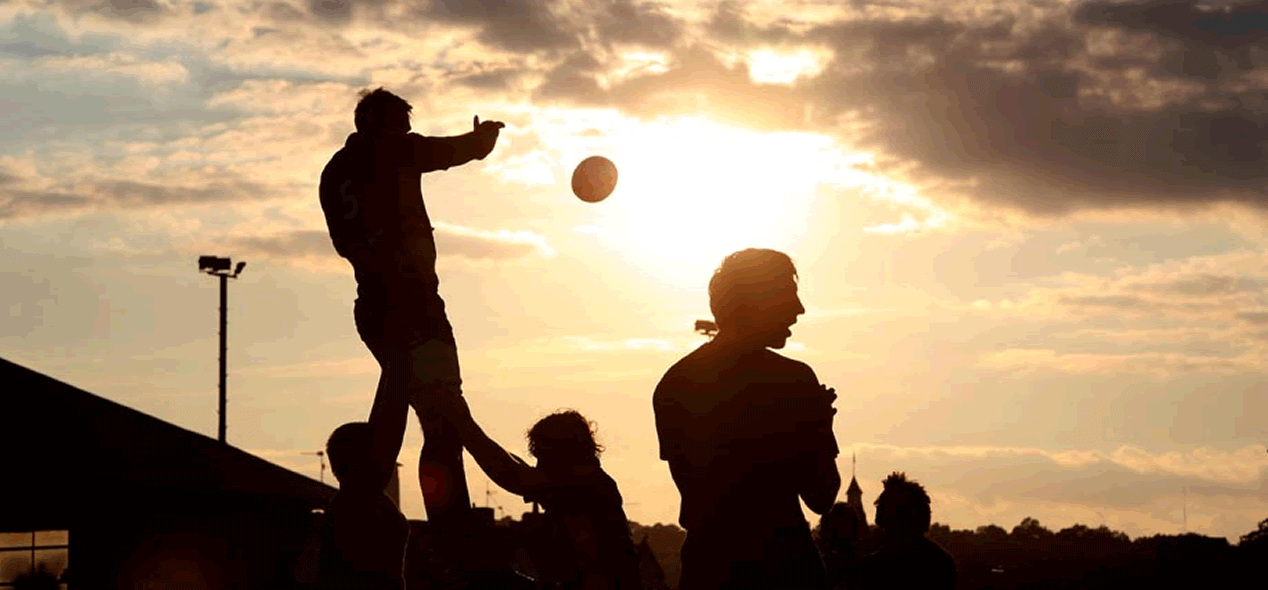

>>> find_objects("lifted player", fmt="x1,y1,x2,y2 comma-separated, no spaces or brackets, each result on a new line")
319,87,504,536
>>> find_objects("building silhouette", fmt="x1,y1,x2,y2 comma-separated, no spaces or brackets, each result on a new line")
0,356,334,589
846,451,868,533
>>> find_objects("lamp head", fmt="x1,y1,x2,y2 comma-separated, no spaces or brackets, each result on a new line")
199,255,231,273
234,261,246,276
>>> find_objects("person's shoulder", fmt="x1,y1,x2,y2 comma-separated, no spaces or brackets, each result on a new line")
655,342,714,388
754,348,818,384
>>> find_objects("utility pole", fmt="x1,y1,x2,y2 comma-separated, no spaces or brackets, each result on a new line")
198,255,246,444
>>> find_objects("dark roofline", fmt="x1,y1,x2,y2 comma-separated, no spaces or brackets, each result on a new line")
0,356,336,512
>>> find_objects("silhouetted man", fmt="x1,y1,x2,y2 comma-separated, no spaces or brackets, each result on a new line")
319,88,503,536
856,473,956,590
653,248,841,590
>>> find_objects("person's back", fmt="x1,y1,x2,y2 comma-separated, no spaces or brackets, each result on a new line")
654,249,840,590
524,460,642,590
657,344,831,529
316,423,410,590
855,473,956,590
657,344,833,589
856,536,955,590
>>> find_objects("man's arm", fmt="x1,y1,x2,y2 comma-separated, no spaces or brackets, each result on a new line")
431,392,544,495
795,379,841,514
411,116,504,173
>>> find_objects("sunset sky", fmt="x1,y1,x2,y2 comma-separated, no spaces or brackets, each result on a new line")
2,0,1267,542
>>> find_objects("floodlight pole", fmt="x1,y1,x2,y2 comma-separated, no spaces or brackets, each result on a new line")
218,272,228,444
199,256,245,445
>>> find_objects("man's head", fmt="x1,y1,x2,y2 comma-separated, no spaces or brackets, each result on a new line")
874,472,932,538
327,422,392,490
354,87,412,135
708,248,804,348
527,410,602,466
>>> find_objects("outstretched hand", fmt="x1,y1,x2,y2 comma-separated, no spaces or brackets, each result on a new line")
473,115,506,133
472,115,505,158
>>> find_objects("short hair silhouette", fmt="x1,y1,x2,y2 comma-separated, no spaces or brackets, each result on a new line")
327,422,389,487
527,410,603,464
354,87,412,133
873,472,932,536
707,248,798,329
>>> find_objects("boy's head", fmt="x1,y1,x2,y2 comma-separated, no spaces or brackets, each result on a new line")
354,87,412,135
527,410,602,466
708,248,803,348
327,422,391,489
874,471,932,538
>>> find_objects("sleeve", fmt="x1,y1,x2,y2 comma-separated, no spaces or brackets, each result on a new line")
652,373,690,463
410,133,488,173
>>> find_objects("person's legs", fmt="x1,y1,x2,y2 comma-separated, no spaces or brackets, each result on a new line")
404,337,470,527
357,297,470,526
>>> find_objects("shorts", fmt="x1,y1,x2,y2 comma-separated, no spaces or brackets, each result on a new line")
355,298,463,411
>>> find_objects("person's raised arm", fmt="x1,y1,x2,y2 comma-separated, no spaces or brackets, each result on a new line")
431,392,543,495
411,115,504,173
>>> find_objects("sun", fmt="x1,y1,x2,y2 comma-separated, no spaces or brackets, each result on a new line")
577,117,857,286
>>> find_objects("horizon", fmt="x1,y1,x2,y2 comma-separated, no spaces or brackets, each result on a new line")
2,0,1266,547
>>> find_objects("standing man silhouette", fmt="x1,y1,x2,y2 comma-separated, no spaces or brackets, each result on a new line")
319,88,503,544
653,248,841,590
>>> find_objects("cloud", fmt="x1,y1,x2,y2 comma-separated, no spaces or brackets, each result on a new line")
848,441,1268,539
0,175,272,220
433,222,556,260
977,347,1257,377
20,0,1268,222
229,224,554,267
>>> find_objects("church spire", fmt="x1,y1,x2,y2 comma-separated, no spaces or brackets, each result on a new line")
846,447,867,528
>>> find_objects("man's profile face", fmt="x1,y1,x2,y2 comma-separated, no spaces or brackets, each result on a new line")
749,277,804,349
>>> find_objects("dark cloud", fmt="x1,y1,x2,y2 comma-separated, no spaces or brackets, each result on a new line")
533,51,609,107
453,67,525,90
0,190,94,219
1059,294,1152,309
1235,310,1268,324
596,0,683,49
422,0,578,53
1131,273,1262,296
505,1,1268,216
92,0,168,23
308,0,353,21
0,179,271,220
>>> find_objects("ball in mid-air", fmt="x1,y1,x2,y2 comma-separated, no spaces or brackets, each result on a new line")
571,156,618,203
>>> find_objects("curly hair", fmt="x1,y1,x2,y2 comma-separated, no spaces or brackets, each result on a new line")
874,471,933,536
707,248,798,330
354,87,412,133
526,410,603,464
